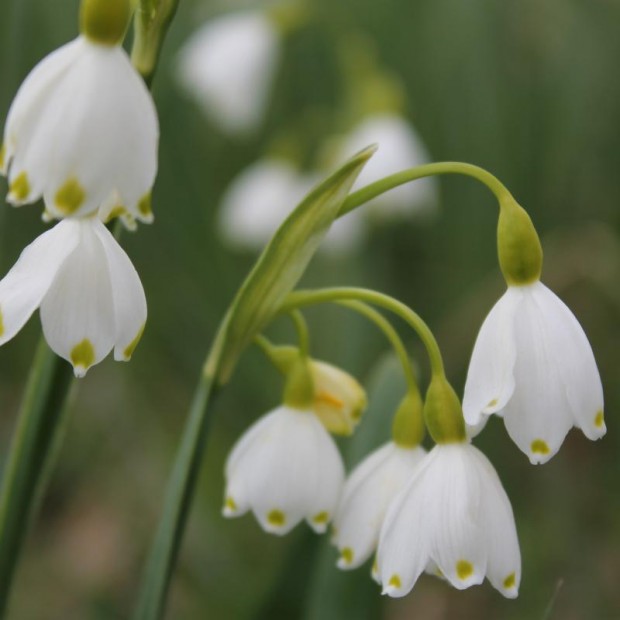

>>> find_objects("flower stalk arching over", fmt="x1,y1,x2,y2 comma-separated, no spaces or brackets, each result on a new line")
1,11,159,225
0,217,146,377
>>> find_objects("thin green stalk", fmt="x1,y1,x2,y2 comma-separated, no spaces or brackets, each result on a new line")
288,310,310,358
0,340,74,615
280,287,446,379
133,372,218,620
338,161,512,217
334,300,419,395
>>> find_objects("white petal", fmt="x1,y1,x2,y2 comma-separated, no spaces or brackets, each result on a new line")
463,288,520,426
530,283,605,440
470,448,521,598
503,285,574,464
0,220,79,344
93,221,147,361
333,443,425,569
40,219,115,376
177,12,279,134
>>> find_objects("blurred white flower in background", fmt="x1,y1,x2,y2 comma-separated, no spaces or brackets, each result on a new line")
223,405,345,535
1,36,158,225
0,217,146,377
177,10,280,135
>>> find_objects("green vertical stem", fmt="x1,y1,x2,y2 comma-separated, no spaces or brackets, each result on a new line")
0,340,74,615
133,372,218,620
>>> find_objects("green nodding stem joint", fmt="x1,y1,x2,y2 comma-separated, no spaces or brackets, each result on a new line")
497,196,543,286
392,390,425,448
423,375,466,444
282,355,315,410
80,0,131,46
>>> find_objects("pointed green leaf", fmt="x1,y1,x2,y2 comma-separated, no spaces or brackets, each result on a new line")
207,145,376,385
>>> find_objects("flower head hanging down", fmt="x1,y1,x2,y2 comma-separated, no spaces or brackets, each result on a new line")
1,0,158,226
337,114,438,220
376,443,521,599
177,10,280,135
223,405,345,535
0,217,146,377
332,441,426,570
463,200,604,464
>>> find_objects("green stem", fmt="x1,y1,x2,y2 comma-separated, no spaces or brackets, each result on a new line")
279,287,445,379
339,161,512,218
334,300,419,395
0,340,74,616
289,310,310,358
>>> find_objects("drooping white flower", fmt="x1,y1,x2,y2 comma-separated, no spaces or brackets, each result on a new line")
217,158,365,254
0,217,146,377
337,114,438,219
1,35,158,224
332,441,426,570
177,11,280,135
376,443,521,599
223,405,345,535
463,281,605,464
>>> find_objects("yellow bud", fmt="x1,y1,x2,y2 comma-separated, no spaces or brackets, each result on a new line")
80,0,131,46
309,361,367,435
497,196,543,286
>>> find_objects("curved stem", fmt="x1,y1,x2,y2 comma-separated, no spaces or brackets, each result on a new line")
338,161,512,218
334,300,419,395
280,288,445,379
288,310,310,358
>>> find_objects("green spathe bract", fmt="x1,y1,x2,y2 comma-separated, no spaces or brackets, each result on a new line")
205,145,376,386
80,0,131,46
423,375,466,444
497,196,543,286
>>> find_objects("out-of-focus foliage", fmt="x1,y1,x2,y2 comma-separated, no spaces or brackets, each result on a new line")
0,0,619,618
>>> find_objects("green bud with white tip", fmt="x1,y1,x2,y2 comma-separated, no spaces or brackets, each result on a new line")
80,0,130,46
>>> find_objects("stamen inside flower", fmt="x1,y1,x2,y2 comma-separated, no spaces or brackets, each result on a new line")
531,439,550,455
267,509,286,527
456,560,473,580
55,178,85,215
316,391,344,410
9,172,31,202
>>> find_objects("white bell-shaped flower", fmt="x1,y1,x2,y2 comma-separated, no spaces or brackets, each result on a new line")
337,114,438,219
223,405,345,535
177,11,280,135
218,158,365,254
376,443,521,599
332,441,426,570
0,217,146,377
463,281,605,464
1,35,158,224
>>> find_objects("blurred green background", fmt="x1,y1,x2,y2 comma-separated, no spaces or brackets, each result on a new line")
0,0,619,618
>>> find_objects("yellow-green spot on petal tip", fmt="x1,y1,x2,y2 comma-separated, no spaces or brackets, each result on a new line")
0,307,4,338
9,172,30,201
340,547,354,565
487,398,498,408
70,339,95,371
503,573,516,589
138,193,153,218
267,510,286,527
312,511,329,525
531,439,550,455
106,205,128,222
456,560,473,580
224,496,237,512
372,559,378,575
123,323,145,360
595,410,604,428
55,178,85,215
388,574,401,589
0,144,6,171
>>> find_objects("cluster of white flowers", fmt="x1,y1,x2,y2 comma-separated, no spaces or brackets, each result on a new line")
0,4,158,376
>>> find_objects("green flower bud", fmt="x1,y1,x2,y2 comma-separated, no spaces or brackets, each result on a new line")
423,375,466,444
80,0,131,46
497,196,543,286
392,390,425,448
282,356,315,409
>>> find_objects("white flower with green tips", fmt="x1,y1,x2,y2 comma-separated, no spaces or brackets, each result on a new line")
463,281,605,464
0,217,146,377
223,405,345,535
1,0,158,225
332,441,426,570
376,443,521,599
